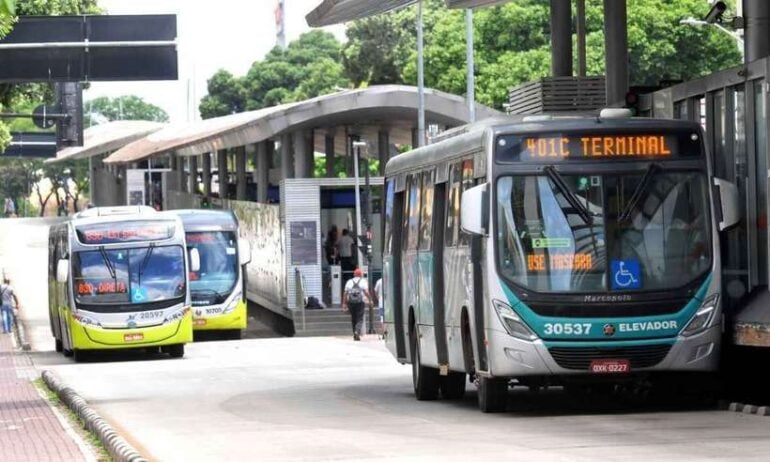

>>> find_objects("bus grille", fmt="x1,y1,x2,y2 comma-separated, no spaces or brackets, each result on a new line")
528,300,688,318
548,344,672,370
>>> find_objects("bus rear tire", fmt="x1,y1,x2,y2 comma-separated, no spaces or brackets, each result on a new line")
441,372,467,400
477,376,508,413
165,344,185,358
226,329,242,340
55,338,63,353
411,335,439,400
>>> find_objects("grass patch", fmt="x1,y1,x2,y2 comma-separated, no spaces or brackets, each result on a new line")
33,377,114,462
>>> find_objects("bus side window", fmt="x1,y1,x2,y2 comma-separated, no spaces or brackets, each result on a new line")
383,179,395,256
402,175,413,252
445,164,461,247
419,170,435,251
458,159,474,247
407,173,422,251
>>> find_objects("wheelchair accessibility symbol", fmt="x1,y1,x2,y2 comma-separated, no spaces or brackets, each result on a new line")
131,287,148,304
611,259,641,290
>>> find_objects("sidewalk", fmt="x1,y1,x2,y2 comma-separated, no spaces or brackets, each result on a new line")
0,333,87,461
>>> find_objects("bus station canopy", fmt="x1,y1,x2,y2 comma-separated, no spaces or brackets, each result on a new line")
47,120,166,163
103,85,499,165
306,0,507,26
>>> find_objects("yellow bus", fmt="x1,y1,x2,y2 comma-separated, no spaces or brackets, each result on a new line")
171,210,250,339
48,206,198,361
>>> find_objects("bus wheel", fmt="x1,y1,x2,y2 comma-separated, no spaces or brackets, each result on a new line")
72,349,89,363
62,348,73,358
55,338,63,353
226,329,242,340
440,372,466,400
165,344,185,358
477,376,508,413
411,334,439,400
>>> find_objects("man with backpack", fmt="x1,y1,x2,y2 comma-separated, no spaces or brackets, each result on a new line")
342,267,370,341
0,276,20,334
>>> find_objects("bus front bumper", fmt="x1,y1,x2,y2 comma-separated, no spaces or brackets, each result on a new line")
192,300,247,331
71,310,193,349
485,324,721,378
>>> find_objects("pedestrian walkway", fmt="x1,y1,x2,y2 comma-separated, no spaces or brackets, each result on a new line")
0,333,87,461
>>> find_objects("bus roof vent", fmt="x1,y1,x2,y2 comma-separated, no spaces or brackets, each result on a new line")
74,205,157,219
522,115,553,123
599,108,633,119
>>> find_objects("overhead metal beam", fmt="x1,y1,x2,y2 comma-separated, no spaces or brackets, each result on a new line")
306,0,416,27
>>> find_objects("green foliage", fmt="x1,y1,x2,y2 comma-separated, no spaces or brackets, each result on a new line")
343,0,742,110
200,30,351,118
84,95,169,127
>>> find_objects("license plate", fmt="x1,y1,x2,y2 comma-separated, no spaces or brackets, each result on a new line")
589,359,630,374
194,319,207,326
124,333,144,342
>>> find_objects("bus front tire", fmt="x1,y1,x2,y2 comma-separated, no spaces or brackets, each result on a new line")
411,335,439,400
72,349,89,363
441,372,467,400
226,329,242,340
477,376,508,413
55,338,63,353
165,344,185,358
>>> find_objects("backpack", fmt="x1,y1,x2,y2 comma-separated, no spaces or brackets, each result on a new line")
346,278,365,305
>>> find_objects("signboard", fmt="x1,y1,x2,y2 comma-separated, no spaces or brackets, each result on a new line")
76,221,174,245
126,169,145,206
3,132,56,158
290,221,317,265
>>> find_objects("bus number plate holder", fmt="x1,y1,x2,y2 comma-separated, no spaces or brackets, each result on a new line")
589,359,629,374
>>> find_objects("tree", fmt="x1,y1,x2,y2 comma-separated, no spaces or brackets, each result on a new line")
200,30,351,118
343,0,742,110
84,95,169,127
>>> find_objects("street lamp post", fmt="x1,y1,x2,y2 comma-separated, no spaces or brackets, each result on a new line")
680,17,745,62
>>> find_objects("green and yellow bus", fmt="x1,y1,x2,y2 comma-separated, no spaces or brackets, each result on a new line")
170,210,250,339
48,206,197,361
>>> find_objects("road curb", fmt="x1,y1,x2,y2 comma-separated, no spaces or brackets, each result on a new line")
41,370,148,462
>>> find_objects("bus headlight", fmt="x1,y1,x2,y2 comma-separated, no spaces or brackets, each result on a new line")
222,292,242,314
682,294,719,337
492,299,537,341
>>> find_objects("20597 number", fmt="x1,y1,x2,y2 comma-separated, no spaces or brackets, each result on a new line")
543,323,592,335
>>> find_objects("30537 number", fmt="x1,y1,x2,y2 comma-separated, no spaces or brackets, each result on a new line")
543,323,592,335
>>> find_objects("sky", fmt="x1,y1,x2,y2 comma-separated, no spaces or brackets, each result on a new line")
85,0,346,123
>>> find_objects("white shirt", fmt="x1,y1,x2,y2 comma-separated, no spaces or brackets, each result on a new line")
374,278,383,309
344,277,370,304
336,234,355,258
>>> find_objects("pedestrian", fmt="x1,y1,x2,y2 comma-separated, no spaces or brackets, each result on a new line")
374,277,384,333
342,267,370,341
4,197,15,218
324,225,339,265
336,228,355,278
0,277,20,334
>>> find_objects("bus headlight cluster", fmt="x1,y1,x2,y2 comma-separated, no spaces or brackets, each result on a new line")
682,294,719,337
222,292,242,314
492,299,537,341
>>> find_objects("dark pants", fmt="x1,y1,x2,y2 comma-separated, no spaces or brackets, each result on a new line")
349,302,365,336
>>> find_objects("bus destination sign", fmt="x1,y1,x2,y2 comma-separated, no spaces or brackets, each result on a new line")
76,222,174,245
496,131,701,163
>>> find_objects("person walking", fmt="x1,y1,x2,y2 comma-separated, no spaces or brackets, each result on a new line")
4,197,15,218
324,225,339,265
342,268,370,341
336,228,355,278
0,277,20,334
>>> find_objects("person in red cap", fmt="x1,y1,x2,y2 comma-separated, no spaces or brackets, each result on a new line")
342,267,371,341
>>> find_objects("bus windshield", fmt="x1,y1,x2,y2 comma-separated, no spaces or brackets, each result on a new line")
186,231,238,304
73,245,186,306
496,170,711,293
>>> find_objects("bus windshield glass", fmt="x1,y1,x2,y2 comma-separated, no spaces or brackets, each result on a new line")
73,245,186,305
496,171,711,293
186,231,239,304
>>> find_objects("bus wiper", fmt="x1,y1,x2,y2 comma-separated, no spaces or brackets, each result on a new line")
137,243,156,285
98,246,117,281
619,163,661,223
543,166,593,225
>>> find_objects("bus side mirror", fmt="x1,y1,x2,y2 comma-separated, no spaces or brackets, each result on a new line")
56,259,69,283
461,183,489,236
238,240,252,265
714,177,740,231
189,248,201,273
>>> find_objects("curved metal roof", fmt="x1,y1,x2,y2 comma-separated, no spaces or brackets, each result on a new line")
103,85,500,165
306,0,507,26
47,120,166,164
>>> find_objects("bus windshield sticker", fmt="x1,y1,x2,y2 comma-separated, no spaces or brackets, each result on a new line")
130,286,148,304
496,131,701,163
611,259,642,290
531,237,572,249
226,247,236,255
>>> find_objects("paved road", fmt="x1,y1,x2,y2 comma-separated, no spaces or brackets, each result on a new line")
5,218,770,462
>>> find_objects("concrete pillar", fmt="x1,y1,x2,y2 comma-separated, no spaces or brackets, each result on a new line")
745,0,770,63
202,153,212,197
293,130,314,179
256,141,270,203
217,149,228,198
280,133,294,180
377,130,390,175
235,146,247,201
325,133,335,178
603,0,628,106
550,0,572,77
411,127,420,150
188,156,198,194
